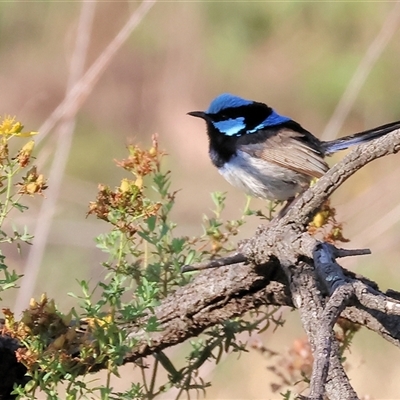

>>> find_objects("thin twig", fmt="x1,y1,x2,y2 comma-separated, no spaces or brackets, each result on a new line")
181,253,247,273
333,247,371,258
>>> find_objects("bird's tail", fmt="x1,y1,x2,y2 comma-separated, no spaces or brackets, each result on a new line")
323,120,400,155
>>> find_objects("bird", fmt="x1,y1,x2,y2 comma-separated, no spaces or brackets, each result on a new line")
188,93,400,206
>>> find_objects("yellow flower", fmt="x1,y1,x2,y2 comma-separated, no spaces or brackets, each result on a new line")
119,178,131,193
16,140,35,167
21,140,35,154
0,115,38,138
134,176,143,189
312,211,328,228
82,314,113,329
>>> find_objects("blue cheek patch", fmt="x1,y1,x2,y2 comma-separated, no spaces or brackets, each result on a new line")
248,110,291,133
213,117,245,136
213,110,291,136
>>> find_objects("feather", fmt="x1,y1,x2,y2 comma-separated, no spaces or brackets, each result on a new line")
238,128,329,178
323,120,400,154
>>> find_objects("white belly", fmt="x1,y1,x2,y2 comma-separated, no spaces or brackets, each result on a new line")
218,150,311,201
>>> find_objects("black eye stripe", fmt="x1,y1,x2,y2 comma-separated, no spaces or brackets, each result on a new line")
212,104,273,130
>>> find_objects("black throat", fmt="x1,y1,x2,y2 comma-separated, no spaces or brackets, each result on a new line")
206,123,238,168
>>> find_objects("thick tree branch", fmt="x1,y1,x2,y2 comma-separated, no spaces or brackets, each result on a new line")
309,284,355,400
308,243,357,400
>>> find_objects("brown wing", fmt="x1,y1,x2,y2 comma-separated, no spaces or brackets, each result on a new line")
238,129,329,178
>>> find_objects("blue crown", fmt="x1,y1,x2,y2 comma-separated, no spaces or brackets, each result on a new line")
206,93,253,114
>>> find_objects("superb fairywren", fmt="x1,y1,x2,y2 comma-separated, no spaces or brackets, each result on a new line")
188,93,400,203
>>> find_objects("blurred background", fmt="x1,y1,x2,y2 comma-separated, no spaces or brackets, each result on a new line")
1,1,400,398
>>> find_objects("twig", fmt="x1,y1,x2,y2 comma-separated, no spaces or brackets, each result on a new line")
181,253,247,273
333,247,371,258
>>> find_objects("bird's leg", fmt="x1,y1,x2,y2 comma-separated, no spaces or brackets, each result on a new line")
277,197,295,218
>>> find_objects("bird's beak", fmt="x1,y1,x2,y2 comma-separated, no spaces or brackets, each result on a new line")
187,111,207,120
